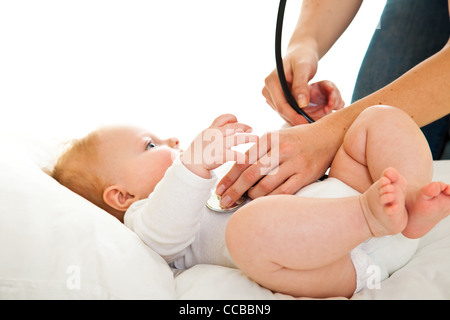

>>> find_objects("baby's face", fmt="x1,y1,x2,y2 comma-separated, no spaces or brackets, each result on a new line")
98,125,180,201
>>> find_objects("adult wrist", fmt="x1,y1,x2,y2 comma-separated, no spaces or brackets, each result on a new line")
287,36,319,59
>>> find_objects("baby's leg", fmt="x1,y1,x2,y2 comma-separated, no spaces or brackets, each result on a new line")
329,105,433,193
226,195,365,298
330,106,450,238
329,105,449,238
226,171,409,298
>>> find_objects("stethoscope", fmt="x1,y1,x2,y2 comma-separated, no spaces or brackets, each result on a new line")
206,0,314,213
275,0,315,124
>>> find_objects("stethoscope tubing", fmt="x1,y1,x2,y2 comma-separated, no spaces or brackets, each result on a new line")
275,0,315,124
206,1,318,214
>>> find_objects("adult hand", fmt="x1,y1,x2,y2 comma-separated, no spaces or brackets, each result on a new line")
262,46,344,126
300,80,345,120
215,120,341,208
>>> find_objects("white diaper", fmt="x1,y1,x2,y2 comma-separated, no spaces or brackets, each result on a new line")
296,177,419,294
350,234,419,293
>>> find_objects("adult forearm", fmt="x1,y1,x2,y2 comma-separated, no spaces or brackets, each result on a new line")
350,40,450,127
319,40,450,153
288,0,363,58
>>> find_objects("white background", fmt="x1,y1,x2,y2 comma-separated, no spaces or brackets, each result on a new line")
0,0,386,148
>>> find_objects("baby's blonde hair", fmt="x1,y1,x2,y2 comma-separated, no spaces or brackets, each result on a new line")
51,131,113,214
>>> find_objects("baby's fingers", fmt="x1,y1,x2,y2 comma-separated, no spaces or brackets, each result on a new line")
221,122,253,136
210,114,238,128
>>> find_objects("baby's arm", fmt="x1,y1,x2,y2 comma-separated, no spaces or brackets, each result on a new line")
125,156,217,263
181,114,257,179
125,114,256,263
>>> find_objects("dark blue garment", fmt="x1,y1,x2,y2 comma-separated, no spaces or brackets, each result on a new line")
352,0,450,159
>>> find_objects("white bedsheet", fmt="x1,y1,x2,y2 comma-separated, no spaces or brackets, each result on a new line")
0,131,449,300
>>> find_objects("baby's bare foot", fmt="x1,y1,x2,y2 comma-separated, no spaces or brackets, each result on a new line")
402,181,450,239
360,168,408,237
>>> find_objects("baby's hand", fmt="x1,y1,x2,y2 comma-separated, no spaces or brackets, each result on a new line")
181,114,258,179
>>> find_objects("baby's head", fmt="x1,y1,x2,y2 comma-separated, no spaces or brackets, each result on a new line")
52,125,180,222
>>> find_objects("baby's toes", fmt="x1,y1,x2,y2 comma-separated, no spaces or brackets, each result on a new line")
380,182,394,194
380,192,395,206
443,184,450,196
383,167,400,183
421,182,443,200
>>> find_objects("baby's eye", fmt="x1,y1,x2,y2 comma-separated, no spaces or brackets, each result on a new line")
146,141,157,150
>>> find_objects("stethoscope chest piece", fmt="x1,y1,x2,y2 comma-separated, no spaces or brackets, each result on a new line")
205,191,249,213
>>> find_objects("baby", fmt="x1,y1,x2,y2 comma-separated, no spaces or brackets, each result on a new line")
51,107,450,298
52,114,257,269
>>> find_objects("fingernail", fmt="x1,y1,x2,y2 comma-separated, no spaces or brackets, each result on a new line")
216,184,226,196
298,94,308,107
220,195,233,208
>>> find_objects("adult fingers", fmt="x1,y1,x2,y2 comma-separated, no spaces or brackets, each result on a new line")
215,131,276,202
290,63,314,108
263,70,309,126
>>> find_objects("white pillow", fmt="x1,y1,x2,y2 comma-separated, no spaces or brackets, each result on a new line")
0,131,175,299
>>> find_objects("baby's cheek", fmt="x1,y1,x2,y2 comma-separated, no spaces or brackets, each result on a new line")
168,148,180,163
155,146,179,167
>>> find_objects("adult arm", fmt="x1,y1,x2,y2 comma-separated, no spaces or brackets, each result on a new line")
218,38,450,207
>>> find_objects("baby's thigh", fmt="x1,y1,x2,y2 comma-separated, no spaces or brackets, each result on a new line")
329,146,372,194
328,115,373,193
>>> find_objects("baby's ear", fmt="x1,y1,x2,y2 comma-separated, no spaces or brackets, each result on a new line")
103,185,136,213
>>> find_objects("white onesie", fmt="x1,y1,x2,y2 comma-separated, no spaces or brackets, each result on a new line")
124,155,236,270
124,155,419,294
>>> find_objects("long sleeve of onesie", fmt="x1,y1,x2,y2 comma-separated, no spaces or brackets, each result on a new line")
123,155,217,264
